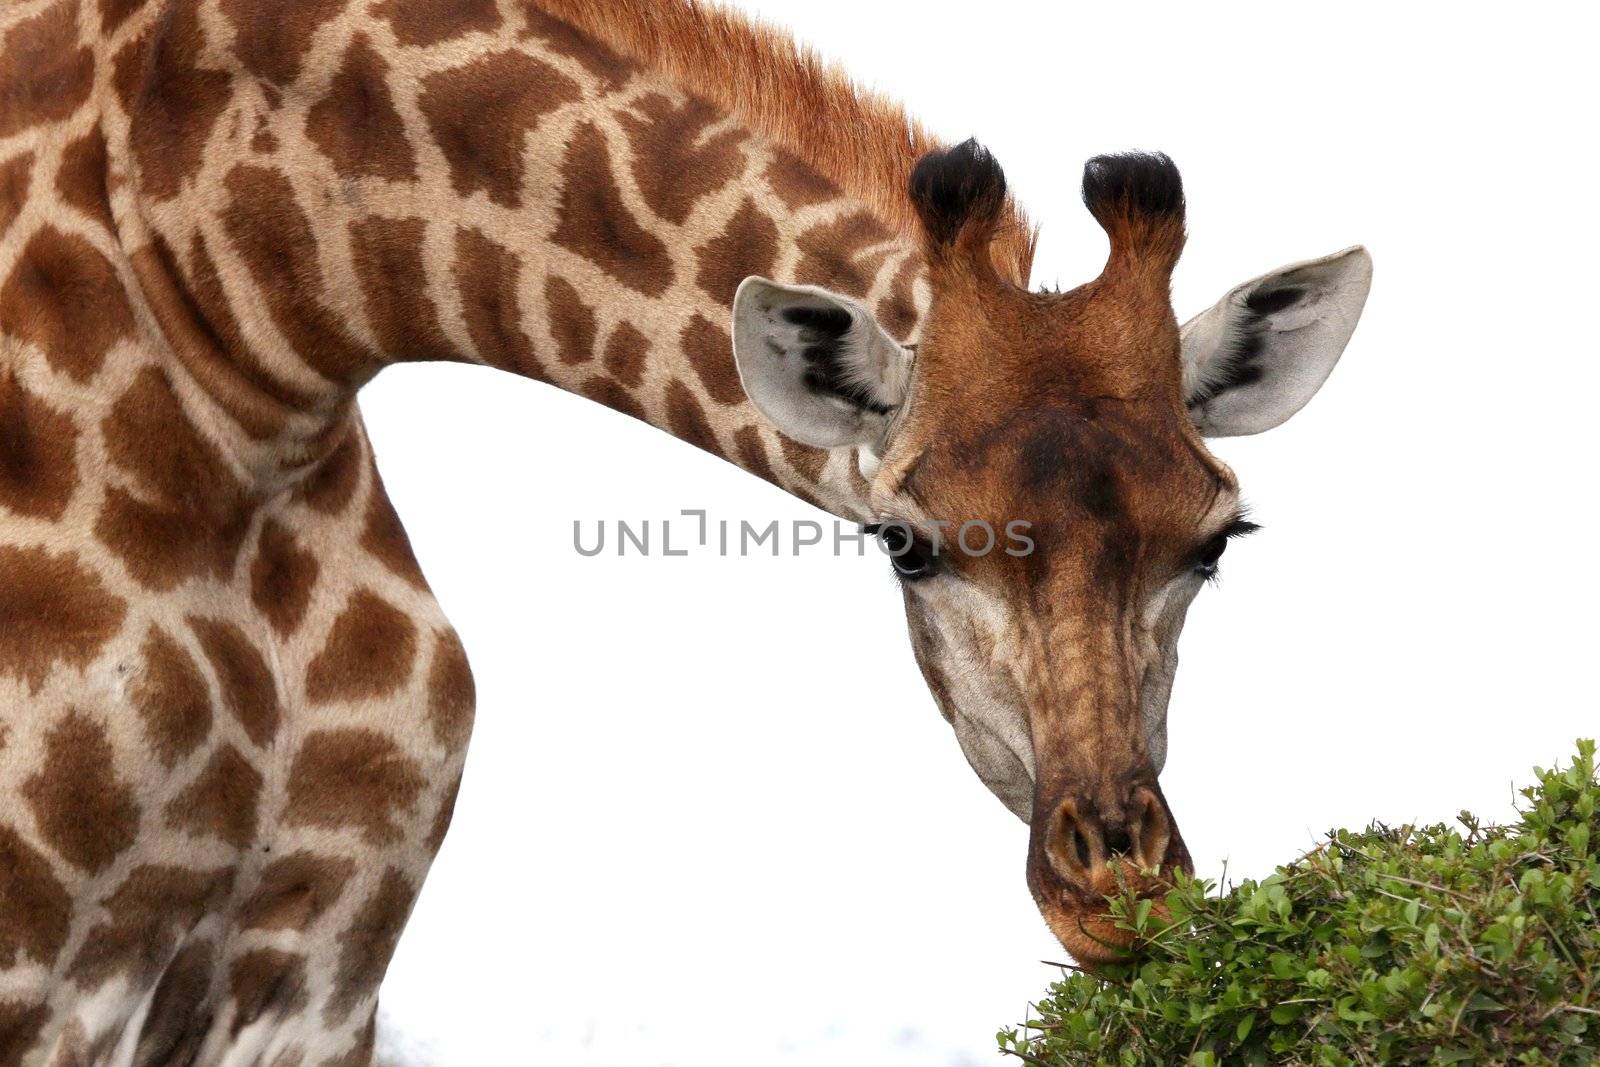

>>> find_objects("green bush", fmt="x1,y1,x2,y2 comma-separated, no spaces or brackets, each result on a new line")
999,741,1598,1067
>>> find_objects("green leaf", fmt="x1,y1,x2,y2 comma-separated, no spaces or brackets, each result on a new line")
996,742,1600,1067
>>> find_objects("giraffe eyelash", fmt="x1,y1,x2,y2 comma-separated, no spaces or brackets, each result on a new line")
1195,515,1261,583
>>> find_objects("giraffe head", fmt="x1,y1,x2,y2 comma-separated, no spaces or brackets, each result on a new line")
733,142,1371,964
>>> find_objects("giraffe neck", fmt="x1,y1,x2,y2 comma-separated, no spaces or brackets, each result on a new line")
0,4,1044,1057
112,1,971,519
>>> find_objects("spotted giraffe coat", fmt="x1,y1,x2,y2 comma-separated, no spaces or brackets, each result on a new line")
0,0,1037,1062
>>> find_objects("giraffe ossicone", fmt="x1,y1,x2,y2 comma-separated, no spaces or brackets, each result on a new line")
0,0,1371,1061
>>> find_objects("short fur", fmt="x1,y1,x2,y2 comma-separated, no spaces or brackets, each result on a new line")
527,0,1038,284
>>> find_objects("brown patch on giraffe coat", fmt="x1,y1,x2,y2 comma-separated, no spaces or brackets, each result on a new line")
305,590,417,704
68,864,235,986
427,630,474,751
132,625,212,768
0,824,71,969
22,710,140,874
360,481,427,590
0,3,94,138
240,851,356,932
229,949,308,1035
326,868,414,1025
780,435,826,482
616,93,746,226
284,730,426,845
350,215,464,363
306,35,417,182
0,226,134,383
0,153,32,237
99,0,148,34
733,426,778,484
220,0,344,87
681,314,745,406
795,211,895,298
764,147,841,210
377,0,500,47
251,122,277,155
544,276,596,365
166,744,262,850
877,255,923,342
0,546,125,694
222,165,379,383
524,9,636,93
602,323,648,387
695,198,778,306
188,617,280,748
579,377,646,422
250,520,318,638
100,365,235,511
453,227,543,378
419,51,580,209
0,1000,49,1066
56,127,115,233
295,429,362,515
553,123,675,297
96,367,254,589
96,484,251,592
0,369,79,521
665,379,722,457
132,939,214,1067
116,0,231,201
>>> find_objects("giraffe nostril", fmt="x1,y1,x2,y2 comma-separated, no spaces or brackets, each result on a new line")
1037,786,1188,899
1041,785,1184,886
1044,800,1102,883
1071,824,1093,870
1130,786,1173,868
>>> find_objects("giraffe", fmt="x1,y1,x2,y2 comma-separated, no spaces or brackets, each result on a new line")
0,0,1374,1061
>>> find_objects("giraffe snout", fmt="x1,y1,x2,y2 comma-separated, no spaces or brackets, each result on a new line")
1042,784,1177,884
1025,781,1192,967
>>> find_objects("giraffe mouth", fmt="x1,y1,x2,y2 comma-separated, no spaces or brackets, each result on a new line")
1025,792,1193,969
1040,866,1181,970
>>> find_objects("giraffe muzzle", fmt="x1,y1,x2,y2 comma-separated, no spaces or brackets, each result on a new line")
1025,780,1193,967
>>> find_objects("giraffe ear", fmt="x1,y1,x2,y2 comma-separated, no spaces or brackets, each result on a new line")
732,277,912,449
1181,246,1373,437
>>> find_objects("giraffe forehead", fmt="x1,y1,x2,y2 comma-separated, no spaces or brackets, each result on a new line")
900,394,1223,520
887,278,1218,524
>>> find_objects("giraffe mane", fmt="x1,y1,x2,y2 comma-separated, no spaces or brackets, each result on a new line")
526,0,1040,287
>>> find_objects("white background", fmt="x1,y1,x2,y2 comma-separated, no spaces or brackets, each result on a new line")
369,3,1599,1064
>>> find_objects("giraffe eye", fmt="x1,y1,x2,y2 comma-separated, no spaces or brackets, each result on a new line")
1193,518,1260,582
867,523,939,581
1195,535,1228,579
